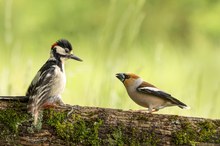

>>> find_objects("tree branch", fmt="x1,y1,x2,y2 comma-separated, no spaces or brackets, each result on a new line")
0,98,220,145
0,96,29,102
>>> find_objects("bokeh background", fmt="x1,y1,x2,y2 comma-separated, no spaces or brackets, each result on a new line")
0,0,220,119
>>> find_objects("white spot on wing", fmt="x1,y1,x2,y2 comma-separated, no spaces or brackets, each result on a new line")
139,87,160,91
46,73,51,78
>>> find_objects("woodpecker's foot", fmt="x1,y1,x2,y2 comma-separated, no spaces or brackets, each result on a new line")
67,107,74,117
42,103,59,109
56,99,65,106
43,103,69,110
66,105,81,117
63,104,73,108
42,98,65,109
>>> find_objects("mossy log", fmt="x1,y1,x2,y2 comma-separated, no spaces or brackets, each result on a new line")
0,97,220,146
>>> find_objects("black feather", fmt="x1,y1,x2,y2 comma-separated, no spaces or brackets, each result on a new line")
26,59,60,97
137,87,188,108
26,63,57,112
56,39,72,52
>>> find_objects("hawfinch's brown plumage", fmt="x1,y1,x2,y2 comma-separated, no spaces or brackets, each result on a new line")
116,73,190,113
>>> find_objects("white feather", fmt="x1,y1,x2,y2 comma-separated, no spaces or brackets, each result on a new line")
139,86,160,92
55,46,66,55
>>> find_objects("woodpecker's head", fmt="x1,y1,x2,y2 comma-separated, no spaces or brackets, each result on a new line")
116,73,142,88
51,39,82,62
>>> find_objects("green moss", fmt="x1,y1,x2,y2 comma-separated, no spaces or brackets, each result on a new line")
45,109,66,127
107,125,160,146
0,109,28,134
172,119,219,145
143,132,160,146
173,120,197,145
107,127,124,146
198,121,217,142
0,108,29,145
46,109,160,145
45,109,103,145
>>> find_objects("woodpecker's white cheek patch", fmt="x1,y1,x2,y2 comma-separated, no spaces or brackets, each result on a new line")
55,46,66,55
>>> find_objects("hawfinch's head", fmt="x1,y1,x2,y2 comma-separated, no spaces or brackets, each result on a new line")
116,73,141,87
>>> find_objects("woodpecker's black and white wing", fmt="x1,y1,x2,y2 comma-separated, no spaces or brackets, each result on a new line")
26,58,62,96
26,59,62,113
137,86,190,109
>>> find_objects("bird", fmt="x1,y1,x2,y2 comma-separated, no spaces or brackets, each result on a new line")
26,39,82,125
116,73,190,113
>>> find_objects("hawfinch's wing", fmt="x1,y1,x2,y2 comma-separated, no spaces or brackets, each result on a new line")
137,86,188,107
137,86,171,99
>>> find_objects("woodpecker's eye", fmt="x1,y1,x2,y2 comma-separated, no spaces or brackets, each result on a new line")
64,48,70,53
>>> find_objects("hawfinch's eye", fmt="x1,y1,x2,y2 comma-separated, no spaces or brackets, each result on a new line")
124,74,130,79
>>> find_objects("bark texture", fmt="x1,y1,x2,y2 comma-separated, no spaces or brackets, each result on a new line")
0,98,220,146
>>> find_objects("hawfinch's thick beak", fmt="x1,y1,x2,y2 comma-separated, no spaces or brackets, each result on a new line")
116,73,125,82
69,54,83,61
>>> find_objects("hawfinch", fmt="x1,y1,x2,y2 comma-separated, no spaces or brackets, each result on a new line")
116,73,190,113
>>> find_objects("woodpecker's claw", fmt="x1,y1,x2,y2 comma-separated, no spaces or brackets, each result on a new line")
67,105,80,117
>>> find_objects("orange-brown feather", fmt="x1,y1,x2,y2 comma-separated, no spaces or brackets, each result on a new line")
123,73,141,88
128,73,140,79
124,78,137,87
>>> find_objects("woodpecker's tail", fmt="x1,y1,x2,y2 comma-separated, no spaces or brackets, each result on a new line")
33,110,39,126
27,97,40,126
27,106,40,126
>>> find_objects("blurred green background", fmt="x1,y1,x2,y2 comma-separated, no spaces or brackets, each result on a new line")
0,0,220,119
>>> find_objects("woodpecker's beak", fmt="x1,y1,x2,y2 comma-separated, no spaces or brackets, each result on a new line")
116,73,125,82
68,54,83,61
